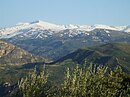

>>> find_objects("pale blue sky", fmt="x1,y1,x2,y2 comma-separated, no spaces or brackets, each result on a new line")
0,0,130,27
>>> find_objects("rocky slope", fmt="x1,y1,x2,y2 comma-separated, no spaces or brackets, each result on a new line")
0,40,45,66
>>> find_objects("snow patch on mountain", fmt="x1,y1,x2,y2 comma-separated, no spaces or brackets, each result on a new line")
0,20,130,39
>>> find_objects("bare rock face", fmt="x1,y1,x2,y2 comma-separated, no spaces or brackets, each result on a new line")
0,40,44,66
0,41,15,56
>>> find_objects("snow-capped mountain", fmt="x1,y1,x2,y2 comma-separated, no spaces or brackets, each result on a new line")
1,20,130,60
0,20,130,39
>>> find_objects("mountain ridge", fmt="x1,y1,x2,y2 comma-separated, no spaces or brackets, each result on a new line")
52,42,130,72
0,20,130,39
1,20,130,60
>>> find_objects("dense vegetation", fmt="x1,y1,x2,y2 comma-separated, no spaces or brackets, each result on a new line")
12,64,130,97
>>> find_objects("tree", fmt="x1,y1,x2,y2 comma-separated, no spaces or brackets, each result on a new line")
60,64,130,97
13,64,130,97
17,67,48,97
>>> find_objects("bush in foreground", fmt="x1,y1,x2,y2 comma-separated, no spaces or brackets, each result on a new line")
60,64,130,97
14,67,49,97
13,64,130,97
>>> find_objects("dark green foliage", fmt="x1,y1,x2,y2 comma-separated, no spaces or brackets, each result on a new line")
14,64,130,97
15,67,49,97
60,64,130,97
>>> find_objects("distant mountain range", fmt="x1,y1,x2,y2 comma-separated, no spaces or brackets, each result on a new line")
0,20,130,60
0,20,130,38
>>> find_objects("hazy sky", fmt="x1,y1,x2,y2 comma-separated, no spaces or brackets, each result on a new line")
0,0,130,27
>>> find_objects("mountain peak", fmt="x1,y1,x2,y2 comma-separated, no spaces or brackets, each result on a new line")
0,21,130,39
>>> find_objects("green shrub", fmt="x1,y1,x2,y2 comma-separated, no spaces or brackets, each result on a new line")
60,64,130,97
17,67,48,97
14,64,130,97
